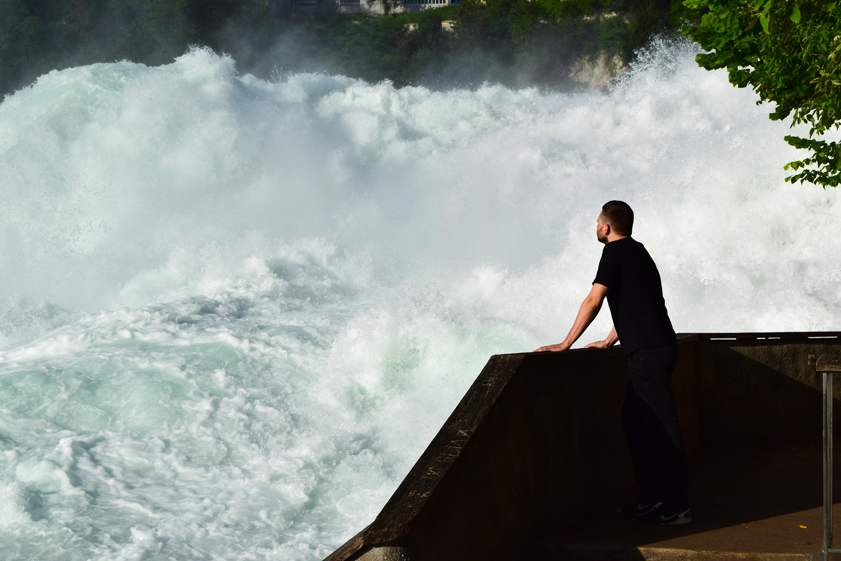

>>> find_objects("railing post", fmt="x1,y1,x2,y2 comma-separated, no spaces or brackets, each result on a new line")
814,355,841,561
826,369,834,561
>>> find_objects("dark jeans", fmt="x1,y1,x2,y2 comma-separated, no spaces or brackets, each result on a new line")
621,345,689,508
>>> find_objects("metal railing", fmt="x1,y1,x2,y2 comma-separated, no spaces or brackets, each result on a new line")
812,354,841,561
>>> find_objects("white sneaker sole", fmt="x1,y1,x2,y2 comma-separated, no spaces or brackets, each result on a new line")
660,511,692,525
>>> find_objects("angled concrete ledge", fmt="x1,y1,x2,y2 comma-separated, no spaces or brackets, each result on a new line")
324,332,841,561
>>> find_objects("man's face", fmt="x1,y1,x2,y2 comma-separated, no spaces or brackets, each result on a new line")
596,212,608,244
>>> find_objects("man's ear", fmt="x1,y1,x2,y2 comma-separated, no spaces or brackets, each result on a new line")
603,223,611,235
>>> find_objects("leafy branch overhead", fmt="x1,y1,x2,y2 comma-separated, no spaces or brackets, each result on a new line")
682,0,841,187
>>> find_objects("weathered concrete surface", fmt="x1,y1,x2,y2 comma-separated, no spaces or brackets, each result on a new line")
355,545,410,561
324,352,529,561
532,437,841,560
405,349,635,560
325,347,640,561
324,333,841,561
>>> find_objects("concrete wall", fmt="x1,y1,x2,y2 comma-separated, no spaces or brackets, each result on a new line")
697,335,841,441
324,332,840,561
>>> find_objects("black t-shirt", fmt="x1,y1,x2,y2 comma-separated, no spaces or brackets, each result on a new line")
593,237,677,355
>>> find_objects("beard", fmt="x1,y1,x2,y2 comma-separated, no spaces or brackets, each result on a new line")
597,230,608,244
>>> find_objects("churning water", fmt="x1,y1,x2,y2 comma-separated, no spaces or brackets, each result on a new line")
0,38,838,560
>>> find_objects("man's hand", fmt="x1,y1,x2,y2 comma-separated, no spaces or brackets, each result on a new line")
532,284,609,354
584,327,618,349
534,342,571,352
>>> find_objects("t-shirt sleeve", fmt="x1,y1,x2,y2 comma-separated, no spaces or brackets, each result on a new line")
593,245,619,288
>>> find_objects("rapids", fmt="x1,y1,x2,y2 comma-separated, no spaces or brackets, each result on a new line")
0,38,837,560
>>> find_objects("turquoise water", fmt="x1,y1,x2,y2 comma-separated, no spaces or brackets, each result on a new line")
0,40,838,560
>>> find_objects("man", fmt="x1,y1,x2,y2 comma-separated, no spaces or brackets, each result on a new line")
535,200,690,526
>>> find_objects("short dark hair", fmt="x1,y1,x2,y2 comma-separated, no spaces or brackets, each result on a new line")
601,200,634,236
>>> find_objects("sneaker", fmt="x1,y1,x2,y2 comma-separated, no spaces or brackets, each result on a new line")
636,503,692,526
621,499,662,518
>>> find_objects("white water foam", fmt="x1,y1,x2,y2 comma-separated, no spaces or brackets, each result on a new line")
0,39,838,560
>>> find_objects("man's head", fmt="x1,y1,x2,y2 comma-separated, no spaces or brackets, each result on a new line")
597,200,633,244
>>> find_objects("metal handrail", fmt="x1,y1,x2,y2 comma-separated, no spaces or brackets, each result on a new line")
813,355,841,561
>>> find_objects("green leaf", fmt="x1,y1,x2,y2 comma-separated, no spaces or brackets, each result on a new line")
685,0,841,187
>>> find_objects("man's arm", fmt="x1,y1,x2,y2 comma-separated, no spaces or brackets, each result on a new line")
534,283,609,352
585,326,618,349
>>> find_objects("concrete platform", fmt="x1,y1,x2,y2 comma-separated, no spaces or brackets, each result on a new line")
326,336,841,561
532,437,841,560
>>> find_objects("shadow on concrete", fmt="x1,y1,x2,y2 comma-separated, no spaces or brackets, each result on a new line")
531,340,841,560
531,437,841,559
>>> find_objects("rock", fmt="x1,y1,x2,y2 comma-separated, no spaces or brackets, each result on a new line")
570,51,628,91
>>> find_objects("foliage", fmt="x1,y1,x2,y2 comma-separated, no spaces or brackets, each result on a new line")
598,14,630,53
682,0,841,187
0,0,703,98
538,0,597,20
367,0,396,16
628,1,663,55
0,0,253,94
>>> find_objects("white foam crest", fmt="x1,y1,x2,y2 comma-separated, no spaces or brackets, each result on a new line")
0,244,524,559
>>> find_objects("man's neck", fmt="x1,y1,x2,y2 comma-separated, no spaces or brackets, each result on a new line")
606,234,629,243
